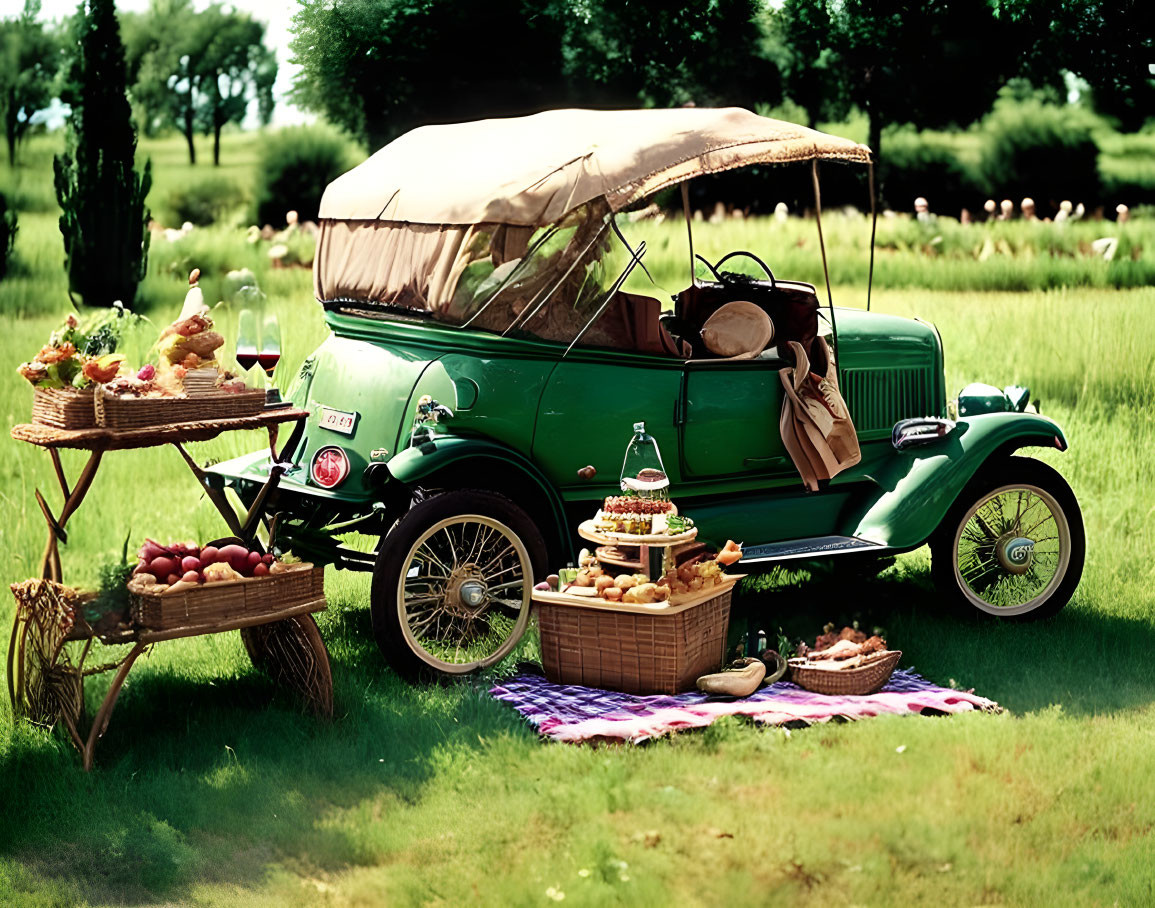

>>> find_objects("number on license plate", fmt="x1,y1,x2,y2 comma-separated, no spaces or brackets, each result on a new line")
318,407,358,435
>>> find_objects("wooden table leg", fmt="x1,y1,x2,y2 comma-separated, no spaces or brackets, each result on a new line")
82,641,146,771
37,449,103,582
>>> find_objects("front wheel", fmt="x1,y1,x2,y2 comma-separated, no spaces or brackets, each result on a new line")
371,490,545,680
931,456,1084,620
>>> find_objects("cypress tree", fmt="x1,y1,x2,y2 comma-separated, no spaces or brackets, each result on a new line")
53,0,151,308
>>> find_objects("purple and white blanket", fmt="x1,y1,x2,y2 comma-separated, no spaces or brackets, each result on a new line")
489,669,999,744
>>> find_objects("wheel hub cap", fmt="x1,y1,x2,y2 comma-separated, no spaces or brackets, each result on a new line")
996,534,1035,574
458,580,487,609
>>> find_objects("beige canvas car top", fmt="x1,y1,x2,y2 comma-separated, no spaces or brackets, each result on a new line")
318,107,871,227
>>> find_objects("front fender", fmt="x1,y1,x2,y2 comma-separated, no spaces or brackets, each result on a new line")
844,412,1068,549
385,434,569,556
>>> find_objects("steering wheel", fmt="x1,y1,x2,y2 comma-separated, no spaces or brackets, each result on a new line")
695,251,776,290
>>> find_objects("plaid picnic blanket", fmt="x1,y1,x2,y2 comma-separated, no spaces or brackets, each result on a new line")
489,668,999,744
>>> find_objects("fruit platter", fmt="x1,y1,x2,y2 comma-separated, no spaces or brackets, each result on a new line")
17,271,264,431
126,538,323,632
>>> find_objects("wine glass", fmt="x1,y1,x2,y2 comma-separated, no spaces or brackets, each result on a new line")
236,308,259,377
260,311,283,405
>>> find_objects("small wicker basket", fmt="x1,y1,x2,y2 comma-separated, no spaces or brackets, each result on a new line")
130,564,325,631
32,387,97,429
96,387,265,430
787,649,902,696
537,587,732,695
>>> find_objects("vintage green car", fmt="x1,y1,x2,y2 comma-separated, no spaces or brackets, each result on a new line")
211,108,1084,679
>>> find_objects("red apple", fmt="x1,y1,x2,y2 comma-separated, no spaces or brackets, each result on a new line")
252,562,269,577
181,555,201,573
261,553,274,565
166,573,181,585
200,545,220,564
149,556,179,579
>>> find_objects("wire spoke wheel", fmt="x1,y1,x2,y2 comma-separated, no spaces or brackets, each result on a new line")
396,514,533,674
951,481,1072,617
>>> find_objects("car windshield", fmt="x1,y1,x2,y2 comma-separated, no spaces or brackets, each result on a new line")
438,200,664,350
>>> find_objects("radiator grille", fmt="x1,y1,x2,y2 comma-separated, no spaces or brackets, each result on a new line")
841,368,936,435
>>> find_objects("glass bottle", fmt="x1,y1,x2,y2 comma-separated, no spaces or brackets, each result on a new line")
619,421,669,499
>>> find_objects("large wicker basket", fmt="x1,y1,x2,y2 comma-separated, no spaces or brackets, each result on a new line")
536,587,732,695
32,387,97,429
787,649,902,696
130,564,325,631
96,387,265,430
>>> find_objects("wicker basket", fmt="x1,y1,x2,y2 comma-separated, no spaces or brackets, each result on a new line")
96,387,265,430
787,649,902,696
32,387,97,429
130,564,325,631
537,588,731,695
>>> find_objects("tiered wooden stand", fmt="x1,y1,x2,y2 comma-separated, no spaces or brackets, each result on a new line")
7,409,333,769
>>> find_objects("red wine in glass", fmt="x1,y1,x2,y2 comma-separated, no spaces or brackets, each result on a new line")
258,351,280,377
236,347,259,371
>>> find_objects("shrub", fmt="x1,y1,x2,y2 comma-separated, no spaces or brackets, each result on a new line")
0,193,16,279
881,129,983,215
164,175,245,227
253,124,360,227
978,94,1102,211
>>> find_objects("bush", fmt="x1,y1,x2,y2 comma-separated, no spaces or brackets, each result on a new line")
979,93,1102,211
881,129,983,215
253,125,360,227
0,193,16,279
164,175,245,227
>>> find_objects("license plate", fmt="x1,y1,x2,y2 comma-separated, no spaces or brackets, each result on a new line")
318,407,358,435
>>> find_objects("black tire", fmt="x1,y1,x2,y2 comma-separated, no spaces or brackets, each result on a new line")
371,490,546,681
931,456,1084,620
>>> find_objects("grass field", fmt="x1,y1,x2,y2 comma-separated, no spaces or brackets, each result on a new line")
2,133,1154,906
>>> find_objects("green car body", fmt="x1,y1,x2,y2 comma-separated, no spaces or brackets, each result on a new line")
211,302,1067,568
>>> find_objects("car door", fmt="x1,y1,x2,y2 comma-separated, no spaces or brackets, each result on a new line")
679,357,793,480
533,350,684,492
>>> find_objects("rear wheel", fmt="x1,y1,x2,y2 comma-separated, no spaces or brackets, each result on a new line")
371,490,545,680
931,456,1084,620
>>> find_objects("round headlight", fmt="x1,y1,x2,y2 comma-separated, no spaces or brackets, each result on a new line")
311,446,350,488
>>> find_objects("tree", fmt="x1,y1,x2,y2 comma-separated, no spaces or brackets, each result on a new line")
123,1,275,165
1007,0,1155,131
121,0,205,162
0,0,60,166
53,0,151,308
198,5,276,166
559,0,780,110
290,0,571,151
776,0,1019,190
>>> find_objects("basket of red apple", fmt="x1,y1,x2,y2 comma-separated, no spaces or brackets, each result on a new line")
127,539,324,631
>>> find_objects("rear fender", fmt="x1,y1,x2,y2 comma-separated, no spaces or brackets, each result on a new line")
844,412,1069,549
385,435,569,562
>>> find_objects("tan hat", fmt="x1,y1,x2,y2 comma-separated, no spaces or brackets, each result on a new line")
700,301,774,359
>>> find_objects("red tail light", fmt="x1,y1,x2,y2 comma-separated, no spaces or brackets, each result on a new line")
311,446,350,488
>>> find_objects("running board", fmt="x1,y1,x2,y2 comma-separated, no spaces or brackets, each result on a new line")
741,536,888,564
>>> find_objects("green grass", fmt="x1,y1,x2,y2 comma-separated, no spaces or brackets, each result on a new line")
2,131,1155,905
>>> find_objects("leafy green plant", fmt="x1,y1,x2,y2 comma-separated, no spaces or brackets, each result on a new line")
979,91,1103,207
252,124,358,227
164,175,244,227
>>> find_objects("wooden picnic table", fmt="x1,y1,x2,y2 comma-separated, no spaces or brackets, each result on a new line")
8,408,333,769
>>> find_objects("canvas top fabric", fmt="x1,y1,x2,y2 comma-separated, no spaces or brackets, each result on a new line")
318,106,872,228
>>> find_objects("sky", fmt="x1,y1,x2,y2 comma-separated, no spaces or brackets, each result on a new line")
28,0,312,127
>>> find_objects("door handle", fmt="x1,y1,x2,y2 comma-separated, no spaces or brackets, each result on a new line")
742,455,789,468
